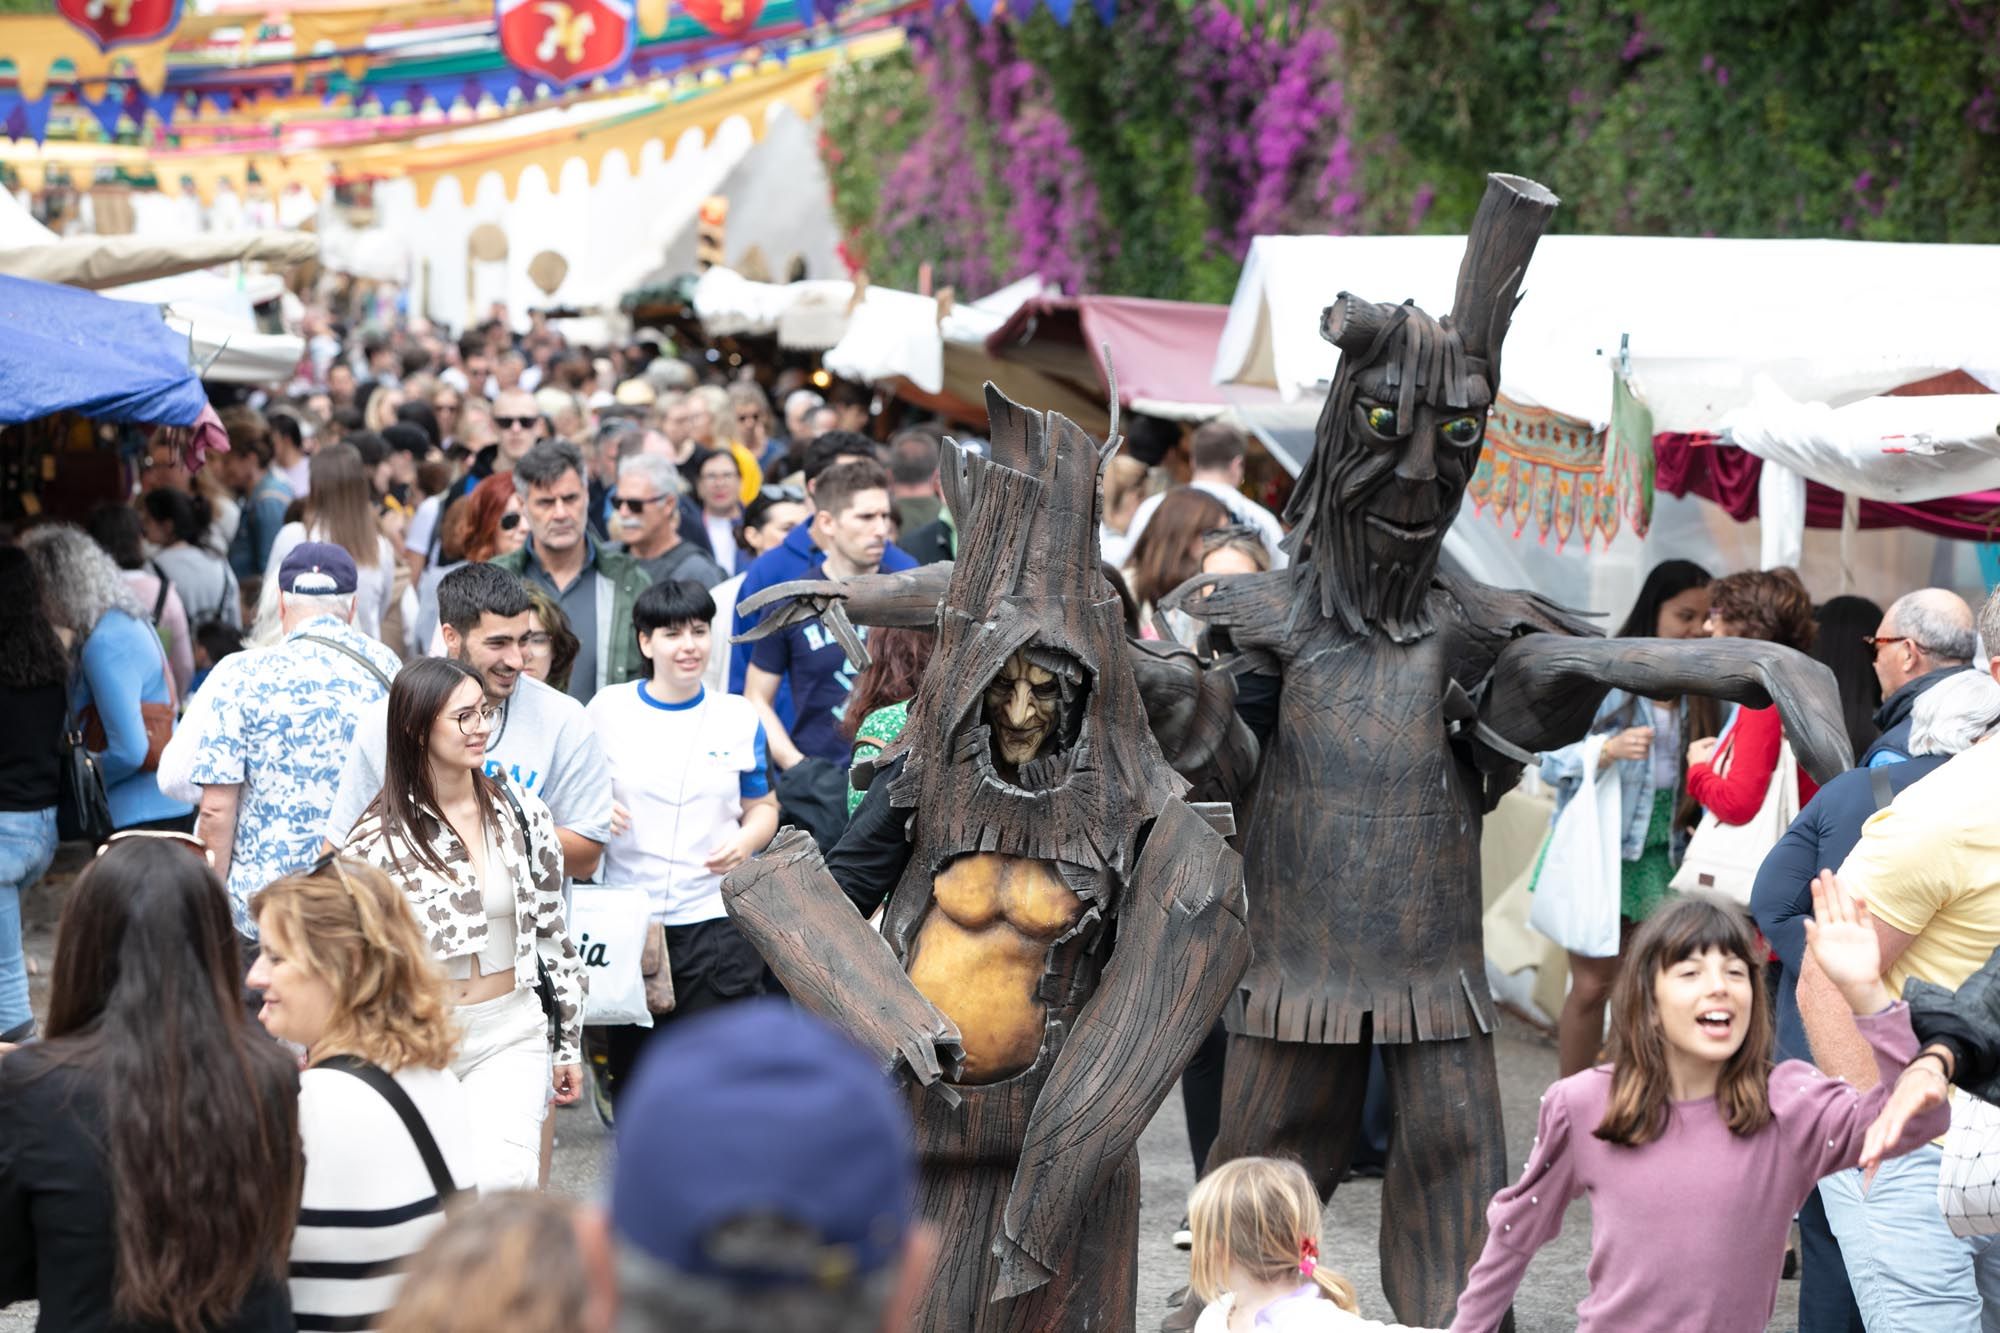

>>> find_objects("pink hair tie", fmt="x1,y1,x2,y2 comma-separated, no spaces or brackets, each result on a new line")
1299,1237,1319,1278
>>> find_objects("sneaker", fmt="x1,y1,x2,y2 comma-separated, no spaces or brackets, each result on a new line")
1172,1216,1193,1251
588,1062,616,1129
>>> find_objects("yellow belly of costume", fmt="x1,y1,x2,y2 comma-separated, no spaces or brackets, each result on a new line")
906,854,1084,1084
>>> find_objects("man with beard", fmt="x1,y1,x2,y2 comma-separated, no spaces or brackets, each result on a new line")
607,454,726,591
323,562,612,880
1157,174,1852,1327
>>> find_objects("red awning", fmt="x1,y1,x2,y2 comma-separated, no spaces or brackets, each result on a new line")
983,294,1241,420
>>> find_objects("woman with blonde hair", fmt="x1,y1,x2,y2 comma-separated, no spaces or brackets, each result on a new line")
1188,1156,1432,1330
380,1193,613,1333
264,442,399,641
248,857,476,1332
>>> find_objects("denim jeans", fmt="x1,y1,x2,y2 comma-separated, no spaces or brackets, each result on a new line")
1820,1144,2000,1332
0,806,57,1036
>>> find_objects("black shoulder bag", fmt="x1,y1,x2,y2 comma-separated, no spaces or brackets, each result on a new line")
316,1056,469,1214
57,664,113,846
494,780,563,1048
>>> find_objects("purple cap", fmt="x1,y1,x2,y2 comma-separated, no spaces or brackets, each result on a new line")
276,542,358,595
612,999,916,1287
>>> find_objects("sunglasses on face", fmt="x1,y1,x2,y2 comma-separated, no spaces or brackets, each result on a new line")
760,485,805,504
499,512,522,531
496,416,539,430
612,495,668,514
1864,634,1916,659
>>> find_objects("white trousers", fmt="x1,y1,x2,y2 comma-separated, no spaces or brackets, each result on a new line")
450,986,550,1193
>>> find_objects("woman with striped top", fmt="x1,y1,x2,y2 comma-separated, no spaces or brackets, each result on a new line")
248,858,476,1332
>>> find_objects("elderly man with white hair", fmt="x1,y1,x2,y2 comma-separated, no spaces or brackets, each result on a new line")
1864,586,1979,767
610,453,728,591
183,542,403,944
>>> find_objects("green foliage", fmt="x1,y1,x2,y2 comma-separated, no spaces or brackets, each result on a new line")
819,46,931,277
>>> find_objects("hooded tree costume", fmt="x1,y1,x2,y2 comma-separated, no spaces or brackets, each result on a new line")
724,385,1253,1332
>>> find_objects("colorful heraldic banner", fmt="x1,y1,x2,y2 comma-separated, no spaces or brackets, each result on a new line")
497,0,637,89
56,0,182,52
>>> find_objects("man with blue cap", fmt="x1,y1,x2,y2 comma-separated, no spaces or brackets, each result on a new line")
609,998,933,1332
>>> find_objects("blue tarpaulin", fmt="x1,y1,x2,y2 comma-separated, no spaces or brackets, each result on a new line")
0,271,208,427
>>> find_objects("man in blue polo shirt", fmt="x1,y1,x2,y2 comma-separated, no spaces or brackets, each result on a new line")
728,432,916,695
744,459,895,772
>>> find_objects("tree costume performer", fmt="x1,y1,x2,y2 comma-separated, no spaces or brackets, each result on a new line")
1156,173,1854,1327
724,385,1253,1333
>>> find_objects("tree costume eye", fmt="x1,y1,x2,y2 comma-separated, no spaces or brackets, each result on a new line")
1440,415,1484,447
1364,406,1400,435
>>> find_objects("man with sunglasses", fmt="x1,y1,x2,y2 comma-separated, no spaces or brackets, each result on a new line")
609,454,727,592
1863,588,1977,767
325,562,613,880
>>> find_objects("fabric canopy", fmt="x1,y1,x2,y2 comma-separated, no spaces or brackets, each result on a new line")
986,294,1254,421
0,272,210,427
1217,233,2000,432
1719,376,2000,504
0,229,319,291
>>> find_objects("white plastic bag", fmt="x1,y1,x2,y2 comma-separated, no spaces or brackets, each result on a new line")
1669,736,1799,907
571,884,654,1028
1529,733,1623,958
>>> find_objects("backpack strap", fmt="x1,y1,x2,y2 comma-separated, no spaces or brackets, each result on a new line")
296,633,393,690
147,561,169,625
1869,764,1895,813
315,1056,466,1208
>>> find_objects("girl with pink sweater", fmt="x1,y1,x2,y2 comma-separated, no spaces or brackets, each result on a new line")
1450,880,1949,1332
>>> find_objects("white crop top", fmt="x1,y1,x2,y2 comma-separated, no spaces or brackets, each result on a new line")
443,825,517,979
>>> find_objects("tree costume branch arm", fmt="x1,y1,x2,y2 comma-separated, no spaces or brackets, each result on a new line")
1483,634,1854,782
988,798,1250,1300
723,828,966,1099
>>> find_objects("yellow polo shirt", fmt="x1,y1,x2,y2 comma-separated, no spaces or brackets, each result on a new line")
1838,736,2000,994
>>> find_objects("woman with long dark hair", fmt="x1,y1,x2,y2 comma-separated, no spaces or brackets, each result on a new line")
264,443,398,642
0,548,68,1043
1124,487,1233,644
342,656,585,1191
0,837,302,1330
841,625,935,816
142,487,242,631
1811,594,1886,762
1532,558,1713,1076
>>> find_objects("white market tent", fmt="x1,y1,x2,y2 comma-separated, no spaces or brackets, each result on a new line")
105,270,305,386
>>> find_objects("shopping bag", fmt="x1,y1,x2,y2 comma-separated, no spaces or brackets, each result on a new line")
1670,737,1799,906
570,884,654,1028
1939,1087,2000,1237
1529,733,1623,958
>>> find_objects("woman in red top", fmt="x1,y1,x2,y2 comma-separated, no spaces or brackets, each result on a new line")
1686,567,1822,817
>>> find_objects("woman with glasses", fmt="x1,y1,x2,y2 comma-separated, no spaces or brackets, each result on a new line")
343,657,585,1192
0,837,301,1330
520,582,581,695
694,450,745,577
247,859,476,1331
413,476,526,653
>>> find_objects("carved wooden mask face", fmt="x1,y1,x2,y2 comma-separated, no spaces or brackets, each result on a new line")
983,649,1063,767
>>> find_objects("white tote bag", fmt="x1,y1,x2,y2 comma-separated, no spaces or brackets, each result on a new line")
1529,734,1624,959
570,883,655,1028
1939,1087,2000,1237
1669,730,1799,907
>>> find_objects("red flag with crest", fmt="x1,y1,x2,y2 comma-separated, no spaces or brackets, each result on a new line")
57,0,182,51
497,0,635,88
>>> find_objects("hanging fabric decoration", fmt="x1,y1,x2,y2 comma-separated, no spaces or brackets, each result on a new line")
1466,394,1627,550
681,0,765,37
56,0,182,51
497,0,637,89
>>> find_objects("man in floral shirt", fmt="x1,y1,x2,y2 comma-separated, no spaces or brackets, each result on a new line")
191,543,402,941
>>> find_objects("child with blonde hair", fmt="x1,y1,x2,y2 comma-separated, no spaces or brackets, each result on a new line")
1189,1156,1441,1331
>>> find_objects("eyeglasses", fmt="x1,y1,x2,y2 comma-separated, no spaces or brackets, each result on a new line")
304,847,363,899
98,828,214,867
496,416,540,430
760,485,806,504
499,512,522,531
612,494,668,514
450,703,503,735
522,630,553,659
1864,634,1914,658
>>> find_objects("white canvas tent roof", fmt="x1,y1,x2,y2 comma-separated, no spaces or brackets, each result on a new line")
1216,233,2000,431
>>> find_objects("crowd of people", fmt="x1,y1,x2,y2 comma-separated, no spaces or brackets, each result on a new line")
3,305,2000,1333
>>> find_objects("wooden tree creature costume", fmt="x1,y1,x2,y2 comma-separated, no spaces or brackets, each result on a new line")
723,386,1253,1333
1153,172,1855,1328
